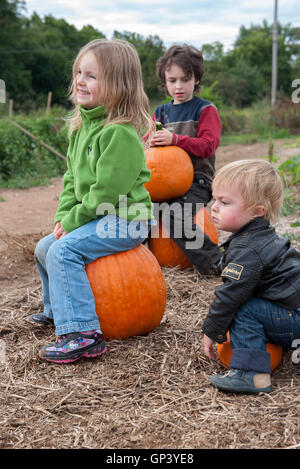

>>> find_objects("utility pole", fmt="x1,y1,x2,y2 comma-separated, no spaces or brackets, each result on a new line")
271,0,278,106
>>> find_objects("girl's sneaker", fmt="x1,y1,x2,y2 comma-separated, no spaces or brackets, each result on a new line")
28,313,54,326
39,330,107,364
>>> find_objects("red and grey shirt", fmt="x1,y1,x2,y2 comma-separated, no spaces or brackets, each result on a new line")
154,96,222,184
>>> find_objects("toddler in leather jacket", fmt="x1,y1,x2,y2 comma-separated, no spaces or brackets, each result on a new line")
202,159,300,393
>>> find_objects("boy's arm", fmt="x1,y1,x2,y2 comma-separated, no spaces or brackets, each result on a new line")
202,244,264,343
174,106,221,158
150,127,173,146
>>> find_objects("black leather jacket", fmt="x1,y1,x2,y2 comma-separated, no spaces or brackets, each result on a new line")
202,217,300,343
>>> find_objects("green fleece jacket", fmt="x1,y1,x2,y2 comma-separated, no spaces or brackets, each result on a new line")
54,105,153,233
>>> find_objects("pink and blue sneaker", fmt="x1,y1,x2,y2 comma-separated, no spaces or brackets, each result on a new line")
39,330,107,364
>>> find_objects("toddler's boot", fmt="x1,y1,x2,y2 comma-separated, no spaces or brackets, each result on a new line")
209,368,272,393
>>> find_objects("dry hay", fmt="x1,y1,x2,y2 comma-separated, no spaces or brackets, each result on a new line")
0,234,300,450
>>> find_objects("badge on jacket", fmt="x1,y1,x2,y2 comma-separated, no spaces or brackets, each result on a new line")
221,263,244,280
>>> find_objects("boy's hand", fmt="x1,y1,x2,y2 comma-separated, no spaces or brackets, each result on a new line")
203,334,217,360
53,221,67,240
150,129,173,147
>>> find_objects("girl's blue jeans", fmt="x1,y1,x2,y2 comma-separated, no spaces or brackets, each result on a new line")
229,297,300,373
35,216,153,336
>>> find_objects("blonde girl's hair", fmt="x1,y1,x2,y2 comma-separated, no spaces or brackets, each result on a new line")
212,159,284,223
67,38,153,136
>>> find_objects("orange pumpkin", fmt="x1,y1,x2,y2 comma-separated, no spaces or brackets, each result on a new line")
145,146,194,202
148,207,218,269
217,332,283,371
86,244,166,340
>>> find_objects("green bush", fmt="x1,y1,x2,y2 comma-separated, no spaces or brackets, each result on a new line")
199,81,224,110
219,108,249,135
278,154,300,186
269,98,300,135
0,113,68,188
218,98,300,137
277,154,300,217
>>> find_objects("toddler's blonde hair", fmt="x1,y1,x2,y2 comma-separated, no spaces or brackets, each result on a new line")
212,159,283,223
67,38,153,136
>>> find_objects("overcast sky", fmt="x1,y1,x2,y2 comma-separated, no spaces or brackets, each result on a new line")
24,0,299,50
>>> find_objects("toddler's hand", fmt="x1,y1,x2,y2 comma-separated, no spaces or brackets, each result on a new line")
203,334,217,360
150,129,173,147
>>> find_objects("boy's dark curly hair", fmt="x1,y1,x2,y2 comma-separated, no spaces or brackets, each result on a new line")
156,44,204,94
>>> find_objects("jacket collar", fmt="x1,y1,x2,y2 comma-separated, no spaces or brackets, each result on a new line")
79,105,107,122
220,217,270,248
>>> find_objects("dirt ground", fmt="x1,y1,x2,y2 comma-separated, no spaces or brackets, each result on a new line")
0,140,299,450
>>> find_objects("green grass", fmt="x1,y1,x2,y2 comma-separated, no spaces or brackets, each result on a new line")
220,134,267,146
0,112,67,190
220,132,296,146
0,174,58,190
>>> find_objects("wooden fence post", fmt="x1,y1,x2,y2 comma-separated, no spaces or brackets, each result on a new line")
46,91,52,114
9,99,13,118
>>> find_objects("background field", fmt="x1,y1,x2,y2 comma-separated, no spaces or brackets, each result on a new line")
0,136,299,449
1,0,300,450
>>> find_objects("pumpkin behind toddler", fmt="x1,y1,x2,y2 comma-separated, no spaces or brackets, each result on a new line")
217,332,283,371
148,208,218,270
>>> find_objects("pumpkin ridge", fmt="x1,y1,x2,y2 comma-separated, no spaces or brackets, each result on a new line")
99,254,119,338
142,246,166,328
115,251,135,338
132,246,153,332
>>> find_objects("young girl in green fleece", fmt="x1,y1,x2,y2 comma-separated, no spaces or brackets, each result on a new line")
28,39,155,363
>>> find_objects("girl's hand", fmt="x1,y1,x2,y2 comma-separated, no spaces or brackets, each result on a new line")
203,334,217,360
150,129,173,147
53,222,68,240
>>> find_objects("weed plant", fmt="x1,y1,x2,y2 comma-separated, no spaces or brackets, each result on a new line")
0,110,68,188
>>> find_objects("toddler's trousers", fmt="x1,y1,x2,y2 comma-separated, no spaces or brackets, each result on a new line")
229,297,300,373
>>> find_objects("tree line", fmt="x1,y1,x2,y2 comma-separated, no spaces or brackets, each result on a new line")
1,0,300,111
